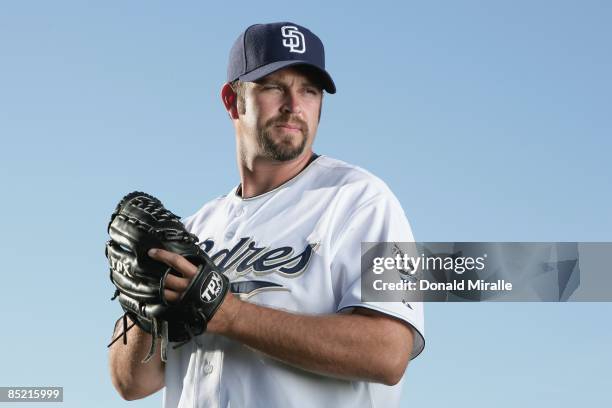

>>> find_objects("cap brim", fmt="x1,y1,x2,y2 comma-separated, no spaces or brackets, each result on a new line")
238,60,336,94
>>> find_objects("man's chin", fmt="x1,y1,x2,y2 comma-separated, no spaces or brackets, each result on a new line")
268,146,304,162
262,134,307,161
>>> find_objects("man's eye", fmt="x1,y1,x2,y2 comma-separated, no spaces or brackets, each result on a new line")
264,85,282,91
305,88,320,96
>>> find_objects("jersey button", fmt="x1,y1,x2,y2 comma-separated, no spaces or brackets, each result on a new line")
225,230,235,239
203,364,214,375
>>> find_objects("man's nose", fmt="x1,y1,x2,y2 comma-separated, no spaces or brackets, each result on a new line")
281,90,302,114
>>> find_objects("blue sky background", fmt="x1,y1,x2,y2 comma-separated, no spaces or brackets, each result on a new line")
1,1,610,407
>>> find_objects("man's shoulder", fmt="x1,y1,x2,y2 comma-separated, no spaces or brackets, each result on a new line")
181,194,230,231
311,155,395,199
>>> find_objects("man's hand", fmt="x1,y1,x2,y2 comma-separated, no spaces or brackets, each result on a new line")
147,248,198,303
148,248,240,334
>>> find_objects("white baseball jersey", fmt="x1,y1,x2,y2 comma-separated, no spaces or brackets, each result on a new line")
163,155,425,408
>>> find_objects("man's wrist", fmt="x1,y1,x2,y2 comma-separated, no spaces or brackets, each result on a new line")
206,293,243,335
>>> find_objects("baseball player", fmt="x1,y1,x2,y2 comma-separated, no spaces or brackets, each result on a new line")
109,22,425,408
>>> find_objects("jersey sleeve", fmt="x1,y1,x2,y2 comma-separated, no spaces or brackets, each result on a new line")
331,193,425,360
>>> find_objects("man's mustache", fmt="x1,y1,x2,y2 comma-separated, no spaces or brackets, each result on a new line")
265,115,308,133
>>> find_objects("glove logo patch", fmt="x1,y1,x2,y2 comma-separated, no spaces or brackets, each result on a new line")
200,272,224,303
110,257,133,278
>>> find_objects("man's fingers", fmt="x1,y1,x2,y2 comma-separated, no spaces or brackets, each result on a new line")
164,273,191,292
149,248,200,303
164,289,181,303
148,248,198,278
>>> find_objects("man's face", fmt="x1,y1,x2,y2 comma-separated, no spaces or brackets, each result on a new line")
237,67,323,162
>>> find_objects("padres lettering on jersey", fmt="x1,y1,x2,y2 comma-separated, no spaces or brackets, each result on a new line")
201,237,314,279
163,156,425,408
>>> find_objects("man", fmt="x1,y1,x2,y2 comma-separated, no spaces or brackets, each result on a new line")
109,22,425,408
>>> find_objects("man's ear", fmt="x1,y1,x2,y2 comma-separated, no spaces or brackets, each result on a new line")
221,83,239,120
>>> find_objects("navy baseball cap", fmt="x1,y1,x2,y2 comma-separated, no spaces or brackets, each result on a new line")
227,22,336,94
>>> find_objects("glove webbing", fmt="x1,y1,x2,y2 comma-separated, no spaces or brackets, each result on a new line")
131,196,175,222
113,212,198,243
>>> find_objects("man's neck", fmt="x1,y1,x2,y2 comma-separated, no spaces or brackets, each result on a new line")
237,151,316,199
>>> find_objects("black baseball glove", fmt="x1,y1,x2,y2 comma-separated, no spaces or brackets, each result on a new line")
105,191,229,362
